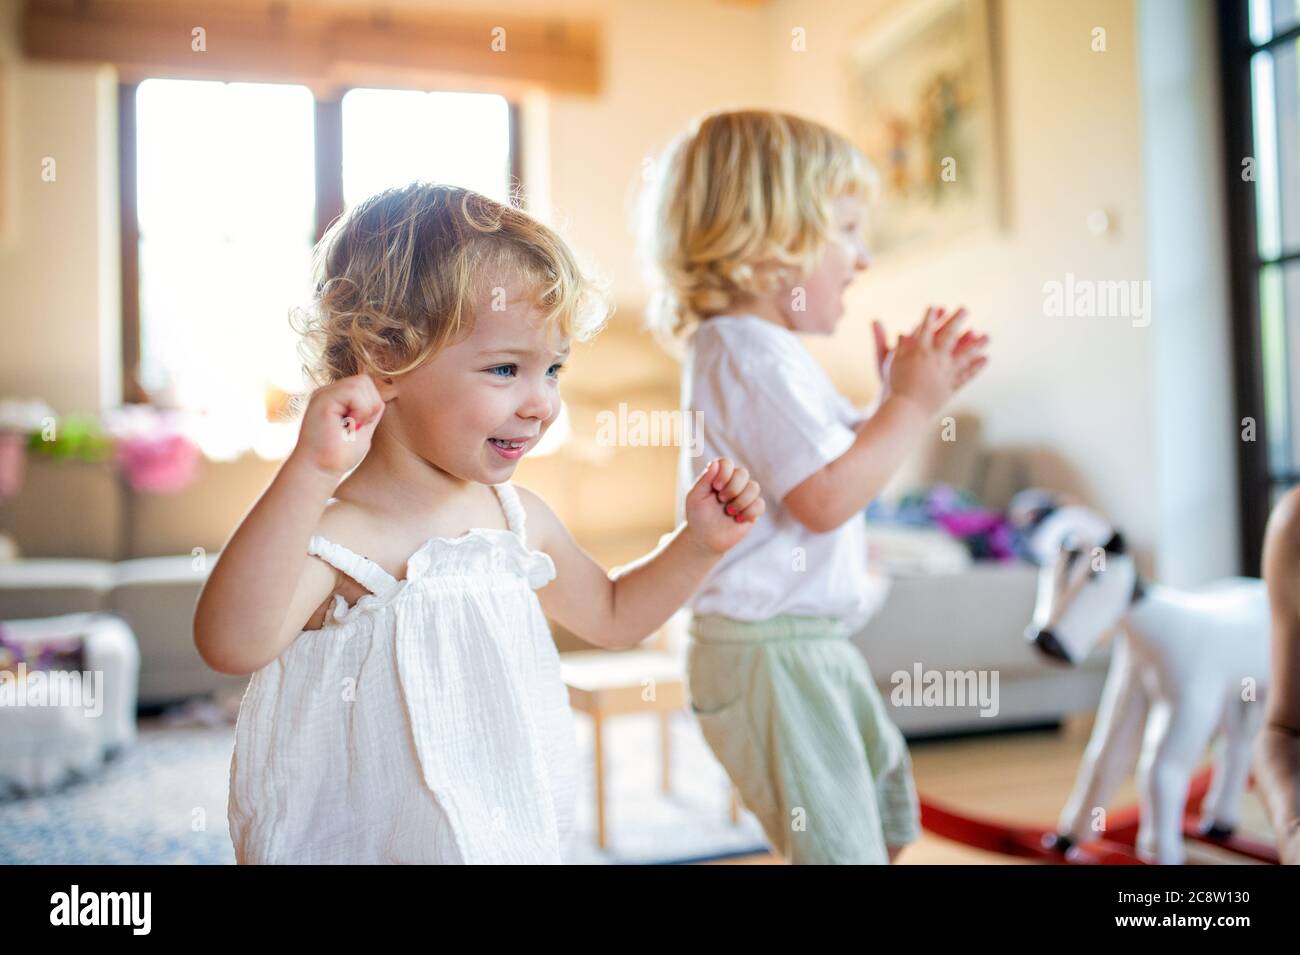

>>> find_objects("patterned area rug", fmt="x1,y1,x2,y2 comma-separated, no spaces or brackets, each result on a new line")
0,706,770,865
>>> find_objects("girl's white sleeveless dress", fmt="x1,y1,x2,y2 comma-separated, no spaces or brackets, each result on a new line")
227,482,578,864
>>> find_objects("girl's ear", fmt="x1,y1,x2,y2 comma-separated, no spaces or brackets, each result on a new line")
374,375,399,403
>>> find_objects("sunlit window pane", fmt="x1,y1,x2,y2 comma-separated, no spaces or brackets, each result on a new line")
341,89,511,207
135,78,315,417
1260,264,1291,470
1250,0,1300,46
138,235,312,400
1251,51,1283,260
1270,40,1300,256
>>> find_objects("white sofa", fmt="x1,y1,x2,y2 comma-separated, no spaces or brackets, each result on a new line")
851,415,1111,737
855,562,1110,736
0,555,246,707
0,612,140,794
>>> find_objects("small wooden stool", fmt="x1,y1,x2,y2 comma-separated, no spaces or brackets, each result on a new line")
560,631,686,850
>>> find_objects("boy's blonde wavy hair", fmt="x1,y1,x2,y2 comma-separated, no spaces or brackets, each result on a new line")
294,182,607,390
641,110,877,344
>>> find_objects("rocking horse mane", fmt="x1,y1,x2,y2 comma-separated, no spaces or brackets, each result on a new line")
1011,489,1148,604
1097,530,1149,603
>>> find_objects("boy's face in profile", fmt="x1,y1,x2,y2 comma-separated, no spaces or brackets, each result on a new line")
783,195,871,335
388,279,568,485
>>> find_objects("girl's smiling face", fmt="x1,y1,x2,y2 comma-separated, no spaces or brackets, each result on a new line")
386,282,569,484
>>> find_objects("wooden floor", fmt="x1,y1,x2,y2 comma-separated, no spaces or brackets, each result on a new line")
703,714,1277,865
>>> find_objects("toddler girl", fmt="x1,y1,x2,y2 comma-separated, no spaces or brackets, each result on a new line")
643,110,990,864
195,182,764,864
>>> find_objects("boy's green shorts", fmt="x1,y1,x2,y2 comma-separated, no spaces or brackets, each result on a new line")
687,613,921,864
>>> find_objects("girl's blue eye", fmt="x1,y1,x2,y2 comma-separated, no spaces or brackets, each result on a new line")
485,362,563,379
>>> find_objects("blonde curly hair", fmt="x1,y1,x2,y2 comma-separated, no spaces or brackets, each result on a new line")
640,110,877,345
294,182,607,390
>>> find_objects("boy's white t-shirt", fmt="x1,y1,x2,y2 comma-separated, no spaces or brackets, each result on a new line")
678,314,888,629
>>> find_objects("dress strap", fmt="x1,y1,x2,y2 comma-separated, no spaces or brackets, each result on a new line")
307,536,402,597
490,482,530,548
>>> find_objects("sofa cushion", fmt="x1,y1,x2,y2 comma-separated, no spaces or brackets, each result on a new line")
866,523,972,577
113,554,213,585
0,559,114,618
855,562,1112,678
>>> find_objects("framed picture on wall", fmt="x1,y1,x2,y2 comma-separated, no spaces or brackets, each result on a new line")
846,0,1003,259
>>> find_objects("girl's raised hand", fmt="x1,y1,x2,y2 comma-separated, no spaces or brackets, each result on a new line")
290,373,387,478
683,458,765,554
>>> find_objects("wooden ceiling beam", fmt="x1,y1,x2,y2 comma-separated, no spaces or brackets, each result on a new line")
22,0,601,96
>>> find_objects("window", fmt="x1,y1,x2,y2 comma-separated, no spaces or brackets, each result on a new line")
1222,0,1300,571
341,89,512,208
122,79,516,458
134,80,316,434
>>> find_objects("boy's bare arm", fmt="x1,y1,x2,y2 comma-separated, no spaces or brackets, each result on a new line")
785,307,988,534
784,395,933,533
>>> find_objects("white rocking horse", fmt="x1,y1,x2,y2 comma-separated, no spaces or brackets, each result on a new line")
1017,495,1272,865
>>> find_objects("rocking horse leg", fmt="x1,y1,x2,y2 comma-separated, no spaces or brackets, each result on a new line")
1198,694,1267,836
1053,639,1147,852
1137,696,1220,864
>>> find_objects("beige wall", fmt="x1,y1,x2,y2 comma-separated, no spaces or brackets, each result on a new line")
1138,0,1240,585
1,0,120,416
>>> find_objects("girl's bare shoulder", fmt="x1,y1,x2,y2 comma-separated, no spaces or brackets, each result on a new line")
298,497,391,631
512,484,564,551
313,495,388,551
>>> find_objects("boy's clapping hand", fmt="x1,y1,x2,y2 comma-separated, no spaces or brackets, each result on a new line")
872,306,989,417
683,458,765,554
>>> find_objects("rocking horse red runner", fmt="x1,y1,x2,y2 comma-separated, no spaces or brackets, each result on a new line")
919,769,1280,864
